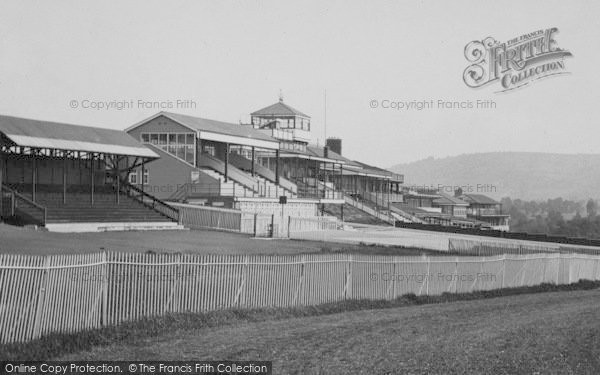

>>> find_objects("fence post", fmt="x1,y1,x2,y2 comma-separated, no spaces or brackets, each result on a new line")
502,255,506,288
234,256,248,307
344,254,353,300
454,256,459,293
556,253,561,285
568,253,573,284
176,253,183,312
426,257,431,296
102,252,108,326
392,257,398,299
287,215,292,238
293,255,305,305
253,213,258,237
32,255,51,339
270,214,275,238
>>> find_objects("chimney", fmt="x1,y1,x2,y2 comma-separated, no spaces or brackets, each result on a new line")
326,137,342,155
323,146,329,158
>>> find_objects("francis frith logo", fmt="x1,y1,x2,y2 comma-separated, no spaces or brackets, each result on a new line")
463,28,573,92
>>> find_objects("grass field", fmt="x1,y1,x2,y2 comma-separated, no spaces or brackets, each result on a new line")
0,224,443,256
55,288,600,374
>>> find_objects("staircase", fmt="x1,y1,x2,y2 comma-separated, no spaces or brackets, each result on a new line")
198,168,256,197
228,152,298,197
255,175,293,198
389,203,427,224
198,153,296,199
344,195,395,225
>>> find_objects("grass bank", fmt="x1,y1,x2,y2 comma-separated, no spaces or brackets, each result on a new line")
2,280,599,361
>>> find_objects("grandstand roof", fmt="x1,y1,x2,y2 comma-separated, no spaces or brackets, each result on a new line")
434,193,469,206
460,194,500,205
251,99,310,118
127,112,280,150
0,114,158,158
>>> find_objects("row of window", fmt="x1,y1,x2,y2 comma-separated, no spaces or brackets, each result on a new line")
280,142,307,152
141,132,195,164
129,169,149,185
251,116,310,131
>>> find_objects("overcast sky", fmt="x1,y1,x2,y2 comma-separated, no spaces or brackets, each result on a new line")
0,0,597,167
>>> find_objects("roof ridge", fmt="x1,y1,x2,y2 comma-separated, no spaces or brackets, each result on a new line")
251,101,310,117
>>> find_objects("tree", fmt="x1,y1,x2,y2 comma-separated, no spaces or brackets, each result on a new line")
586,199,597,218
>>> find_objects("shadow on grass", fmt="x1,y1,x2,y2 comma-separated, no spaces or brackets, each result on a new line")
2,280,599,360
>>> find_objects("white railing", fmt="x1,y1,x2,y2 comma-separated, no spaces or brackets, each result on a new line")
1,252,599,344
170,203,338,238
172,202,242,232
344,195,395,224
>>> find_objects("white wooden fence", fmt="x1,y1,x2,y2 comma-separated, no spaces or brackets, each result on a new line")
171,202,342,238
449,238,600,256
1,252,600,344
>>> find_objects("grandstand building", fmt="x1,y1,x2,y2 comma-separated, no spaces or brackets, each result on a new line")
0,114,182,232
0,97,510,232
459,193,510,231
126,98,404,222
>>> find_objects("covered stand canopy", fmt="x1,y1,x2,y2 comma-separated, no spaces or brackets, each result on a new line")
0,114,159,215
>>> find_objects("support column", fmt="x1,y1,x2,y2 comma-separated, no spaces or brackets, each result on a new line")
0,153,4,218
275,149,280,184
387,180,391,214
32,153,36,202
115,158,120,205
251,146,255,177
90,154,94,206
195,138,202,167
141,160,145,194
62,152,67,204
224,143,229,183
340,164,344,195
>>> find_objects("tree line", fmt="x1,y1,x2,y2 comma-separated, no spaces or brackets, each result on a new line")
501,197,600,239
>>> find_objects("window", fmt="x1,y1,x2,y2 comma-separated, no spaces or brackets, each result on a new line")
140,132,196,163
143,169,149,184
128,172,138,184
204,145,215,156
185,146,194,164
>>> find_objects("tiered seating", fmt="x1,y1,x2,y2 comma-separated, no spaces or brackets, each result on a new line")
198,168,256,197
10,184,175,223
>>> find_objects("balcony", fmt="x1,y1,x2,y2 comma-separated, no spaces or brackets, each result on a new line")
468,208,507,217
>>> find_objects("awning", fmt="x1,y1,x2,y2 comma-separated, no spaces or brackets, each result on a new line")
4,134,158,158
0,114,158,158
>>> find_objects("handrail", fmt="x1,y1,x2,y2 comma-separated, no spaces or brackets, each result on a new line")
197,153,260,192
120,181,180,222
294,178,343,200
344,195,395,224
168,182,222,201
228,152,298,194
1,184,47,226
387,204,425,224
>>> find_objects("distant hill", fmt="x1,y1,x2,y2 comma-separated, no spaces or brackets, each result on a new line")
389,152,600,201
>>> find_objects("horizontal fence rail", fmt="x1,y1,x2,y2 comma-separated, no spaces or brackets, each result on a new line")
173,203,243,232
449,238,600,256
170,203,341,238
1,252,600,344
